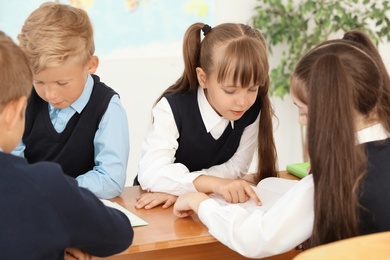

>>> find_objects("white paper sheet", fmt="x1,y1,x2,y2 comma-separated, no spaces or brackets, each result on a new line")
100,199,148,227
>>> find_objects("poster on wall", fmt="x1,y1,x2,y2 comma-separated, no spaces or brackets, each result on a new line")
0,0,215,59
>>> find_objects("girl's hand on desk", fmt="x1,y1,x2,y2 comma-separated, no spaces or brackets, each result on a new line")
173,192,210,217
135,192,178,209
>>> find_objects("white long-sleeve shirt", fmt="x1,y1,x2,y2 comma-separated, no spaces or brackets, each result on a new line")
138,86,260,195
200,176,314,258
197,123,390,258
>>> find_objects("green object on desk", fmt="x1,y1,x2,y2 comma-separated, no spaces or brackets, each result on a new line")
286,162,310,178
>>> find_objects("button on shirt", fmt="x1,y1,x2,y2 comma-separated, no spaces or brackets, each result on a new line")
138,86,260,195
12,74,130,199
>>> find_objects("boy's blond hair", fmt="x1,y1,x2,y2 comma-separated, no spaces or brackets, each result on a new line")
0,31,32,112
18,2,95,74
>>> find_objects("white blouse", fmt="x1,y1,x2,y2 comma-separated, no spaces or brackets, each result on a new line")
138,86,260,195
198,123,390,258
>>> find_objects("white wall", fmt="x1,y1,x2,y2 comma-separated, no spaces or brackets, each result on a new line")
97,57,184,186
97,0,390,186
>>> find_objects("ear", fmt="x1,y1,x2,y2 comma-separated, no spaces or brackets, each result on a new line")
196,67,207,88
87,55,99,74
1,96,27,131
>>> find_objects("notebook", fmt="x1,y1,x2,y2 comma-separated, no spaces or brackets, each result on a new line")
100,199,148,227
286,162,310,178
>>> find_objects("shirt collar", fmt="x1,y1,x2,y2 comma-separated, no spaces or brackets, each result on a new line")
48,74,93,114
357,123,390,144
197,86,234,133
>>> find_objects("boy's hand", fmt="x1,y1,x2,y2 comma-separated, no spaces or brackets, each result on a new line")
212,179,262,205
64,248,91,260
135,192,178,209
173,192,209,218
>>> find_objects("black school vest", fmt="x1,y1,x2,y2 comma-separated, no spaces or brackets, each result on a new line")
23,74,117,178
359,138,390,234
165,89,261,172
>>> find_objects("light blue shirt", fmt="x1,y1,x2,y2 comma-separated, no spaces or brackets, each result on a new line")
12,74,130,199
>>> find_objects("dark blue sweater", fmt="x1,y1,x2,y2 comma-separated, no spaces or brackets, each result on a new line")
165,89,261,171
359,138,390,234
0,152,133,259
133,89,261,185
23,74,116,178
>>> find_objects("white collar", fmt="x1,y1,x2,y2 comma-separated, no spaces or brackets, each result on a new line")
357,123,390,144
197,86,234,133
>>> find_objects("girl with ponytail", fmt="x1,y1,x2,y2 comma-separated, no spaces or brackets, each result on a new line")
135,22,278,209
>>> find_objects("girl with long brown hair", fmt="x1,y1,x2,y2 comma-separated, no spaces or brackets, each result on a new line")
135,22,278,209
291,30,390,246
173,30,390,258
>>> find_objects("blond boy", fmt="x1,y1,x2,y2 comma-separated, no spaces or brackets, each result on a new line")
14,2,129,199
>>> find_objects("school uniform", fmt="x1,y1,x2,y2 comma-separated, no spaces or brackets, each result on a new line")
0,152,133,260
137,86,261,195
197,123,390,258
359,126,390,234
13,74,129,199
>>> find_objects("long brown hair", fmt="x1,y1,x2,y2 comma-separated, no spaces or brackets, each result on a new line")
156,22,277,181
291,37,385,246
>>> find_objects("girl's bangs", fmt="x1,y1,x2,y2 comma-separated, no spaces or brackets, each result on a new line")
216,40,268,88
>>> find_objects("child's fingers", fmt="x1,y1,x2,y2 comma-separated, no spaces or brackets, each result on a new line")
64,248,91,260
174,210,194,218
222,192,233,203
136,193,178,209
237,187,248,203
228,189,245,203
144,195,171,209
162,195,178,208
134,198,150,209
134,194,155,209
144,200,160,209
245,186,262,206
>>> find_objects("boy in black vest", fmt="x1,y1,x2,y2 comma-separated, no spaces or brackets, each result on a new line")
14,2,130,199
0,30,133,260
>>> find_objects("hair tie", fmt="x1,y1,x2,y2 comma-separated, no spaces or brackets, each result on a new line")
202,24,212,36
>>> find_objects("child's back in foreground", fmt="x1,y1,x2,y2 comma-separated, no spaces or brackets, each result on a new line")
0,30,133,260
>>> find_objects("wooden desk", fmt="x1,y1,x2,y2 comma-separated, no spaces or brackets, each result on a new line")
243,170,299,184
96,171,301,260
294,231,390,259
279,170,300,180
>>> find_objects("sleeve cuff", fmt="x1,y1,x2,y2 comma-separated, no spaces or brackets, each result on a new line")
198,198,221,227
